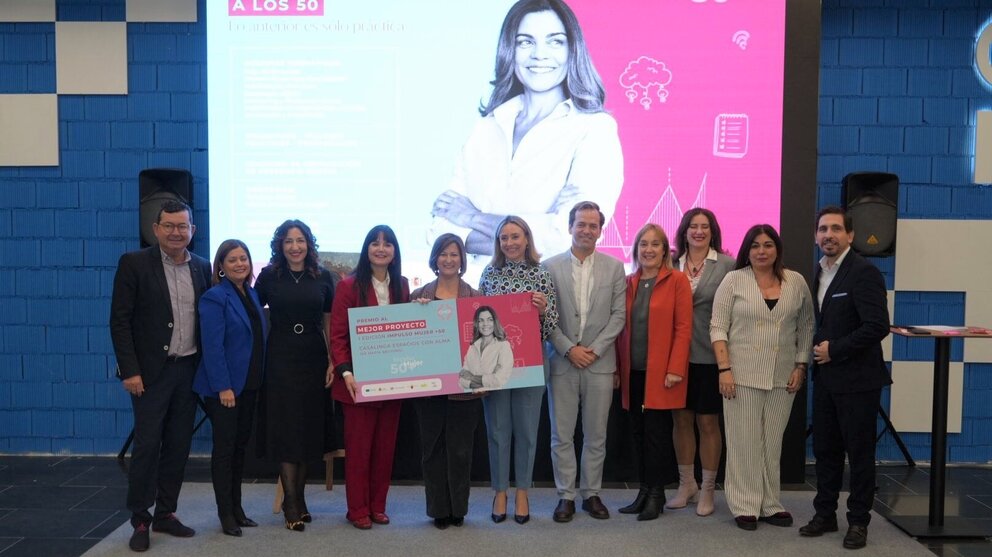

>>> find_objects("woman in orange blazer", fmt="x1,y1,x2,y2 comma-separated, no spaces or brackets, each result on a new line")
616,223,693,521
329,225,410,530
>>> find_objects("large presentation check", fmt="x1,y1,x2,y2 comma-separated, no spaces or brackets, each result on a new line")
347,292,546,403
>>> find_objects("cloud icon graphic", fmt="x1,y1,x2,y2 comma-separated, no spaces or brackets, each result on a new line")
619,56,673,110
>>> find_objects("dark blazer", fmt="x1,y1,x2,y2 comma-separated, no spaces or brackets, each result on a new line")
193,279,268,398
110,246,212,385
812,250,891,394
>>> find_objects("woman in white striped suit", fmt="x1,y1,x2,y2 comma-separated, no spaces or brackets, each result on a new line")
709,224,813,531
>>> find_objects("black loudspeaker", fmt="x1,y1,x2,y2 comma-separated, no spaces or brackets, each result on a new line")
139,168,194,249
842,172,898,257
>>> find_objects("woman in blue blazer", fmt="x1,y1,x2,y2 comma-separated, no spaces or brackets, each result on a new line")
193,239,267,537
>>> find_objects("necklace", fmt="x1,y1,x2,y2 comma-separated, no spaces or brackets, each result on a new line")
289,270,305,284
686,251,707,278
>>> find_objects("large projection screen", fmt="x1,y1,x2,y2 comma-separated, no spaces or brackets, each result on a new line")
208,0,790,286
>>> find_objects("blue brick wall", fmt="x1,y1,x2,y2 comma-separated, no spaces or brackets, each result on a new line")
819,0,992,463
4,0,992,465
0,0,211,455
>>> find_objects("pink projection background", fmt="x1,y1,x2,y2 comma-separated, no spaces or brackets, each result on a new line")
572,0,785,261
208,0,787,282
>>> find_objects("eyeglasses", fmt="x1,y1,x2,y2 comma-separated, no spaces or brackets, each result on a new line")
156,223,192,233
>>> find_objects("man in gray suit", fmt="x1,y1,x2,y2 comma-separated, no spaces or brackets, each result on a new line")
545,201,627,522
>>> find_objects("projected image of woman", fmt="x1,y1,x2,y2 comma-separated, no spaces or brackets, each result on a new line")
430,0,623,258
459,306,514,391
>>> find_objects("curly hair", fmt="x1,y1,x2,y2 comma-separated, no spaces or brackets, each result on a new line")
268,219,321,278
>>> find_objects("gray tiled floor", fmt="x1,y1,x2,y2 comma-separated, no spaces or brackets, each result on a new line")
0,457,989,556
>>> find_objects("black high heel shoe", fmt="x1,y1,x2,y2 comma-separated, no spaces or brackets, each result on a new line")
282,503,306,532
491,494,507,523
514,493,530,524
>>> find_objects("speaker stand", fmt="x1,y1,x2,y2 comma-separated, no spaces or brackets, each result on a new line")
876,405,915,467
117,397,210,463
804,405,915,467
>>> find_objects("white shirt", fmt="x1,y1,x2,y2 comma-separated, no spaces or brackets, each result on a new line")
372,275,391,307
570,250,596,334
430,96,624,257
160,248,197,357
817,246,851,309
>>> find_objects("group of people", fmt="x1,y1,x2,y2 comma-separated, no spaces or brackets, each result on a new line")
111,0,888,551
111,195,889,553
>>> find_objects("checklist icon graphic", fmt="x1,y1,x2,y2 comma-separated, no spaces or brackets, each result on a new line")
713,113,749,158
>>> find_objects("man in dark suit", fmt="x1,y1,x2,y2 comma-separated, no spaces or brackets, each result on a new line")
799,206,890,550
110,200,211,552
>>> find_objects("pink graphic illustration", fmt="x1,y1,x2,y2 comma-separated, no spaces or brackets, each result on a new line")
456,294,543,367
713,113,749,158
600,168,707,257
503,324,524,350
570,0,785,261
619,56,673,110
732,30,750,50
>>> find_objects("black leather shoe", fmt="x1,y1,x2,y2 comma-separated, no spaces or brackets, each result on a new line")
233,508,258,528
553,499,576,523
799,515,839,537
582,496,610,519
843,525,868,549
514,513,530,524
220,516,242,537
735,515,758,531
433,517,449,530
619,486,649,514
233,507,257,527
152,514,195,537
449,516,464,527
129,523,149,552
759,511,793,527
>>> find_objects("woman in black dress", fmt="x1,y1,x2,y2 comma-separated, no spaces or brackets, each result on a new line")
255,220,335,531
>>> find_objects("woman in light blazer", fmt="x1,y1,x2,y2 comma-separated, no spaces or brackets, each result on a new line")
194,239,267,537
710,224,814,531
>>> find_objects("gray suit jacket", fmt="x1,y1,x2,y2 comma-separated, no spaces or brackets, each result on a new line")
544,250,626,376
675,253,735,364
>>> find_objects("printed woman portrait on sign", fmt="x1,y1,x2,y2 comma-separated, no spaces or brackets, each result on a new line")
459,305,515,391
429,0,623,259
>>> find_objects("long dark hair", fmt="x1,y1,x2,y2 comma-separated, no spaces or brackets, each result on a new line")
734,224,785,282
673,208,725,262
471,306,507,342
353,225,403,306
211,239,254,286
481,0,605,116
268,219,321,278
